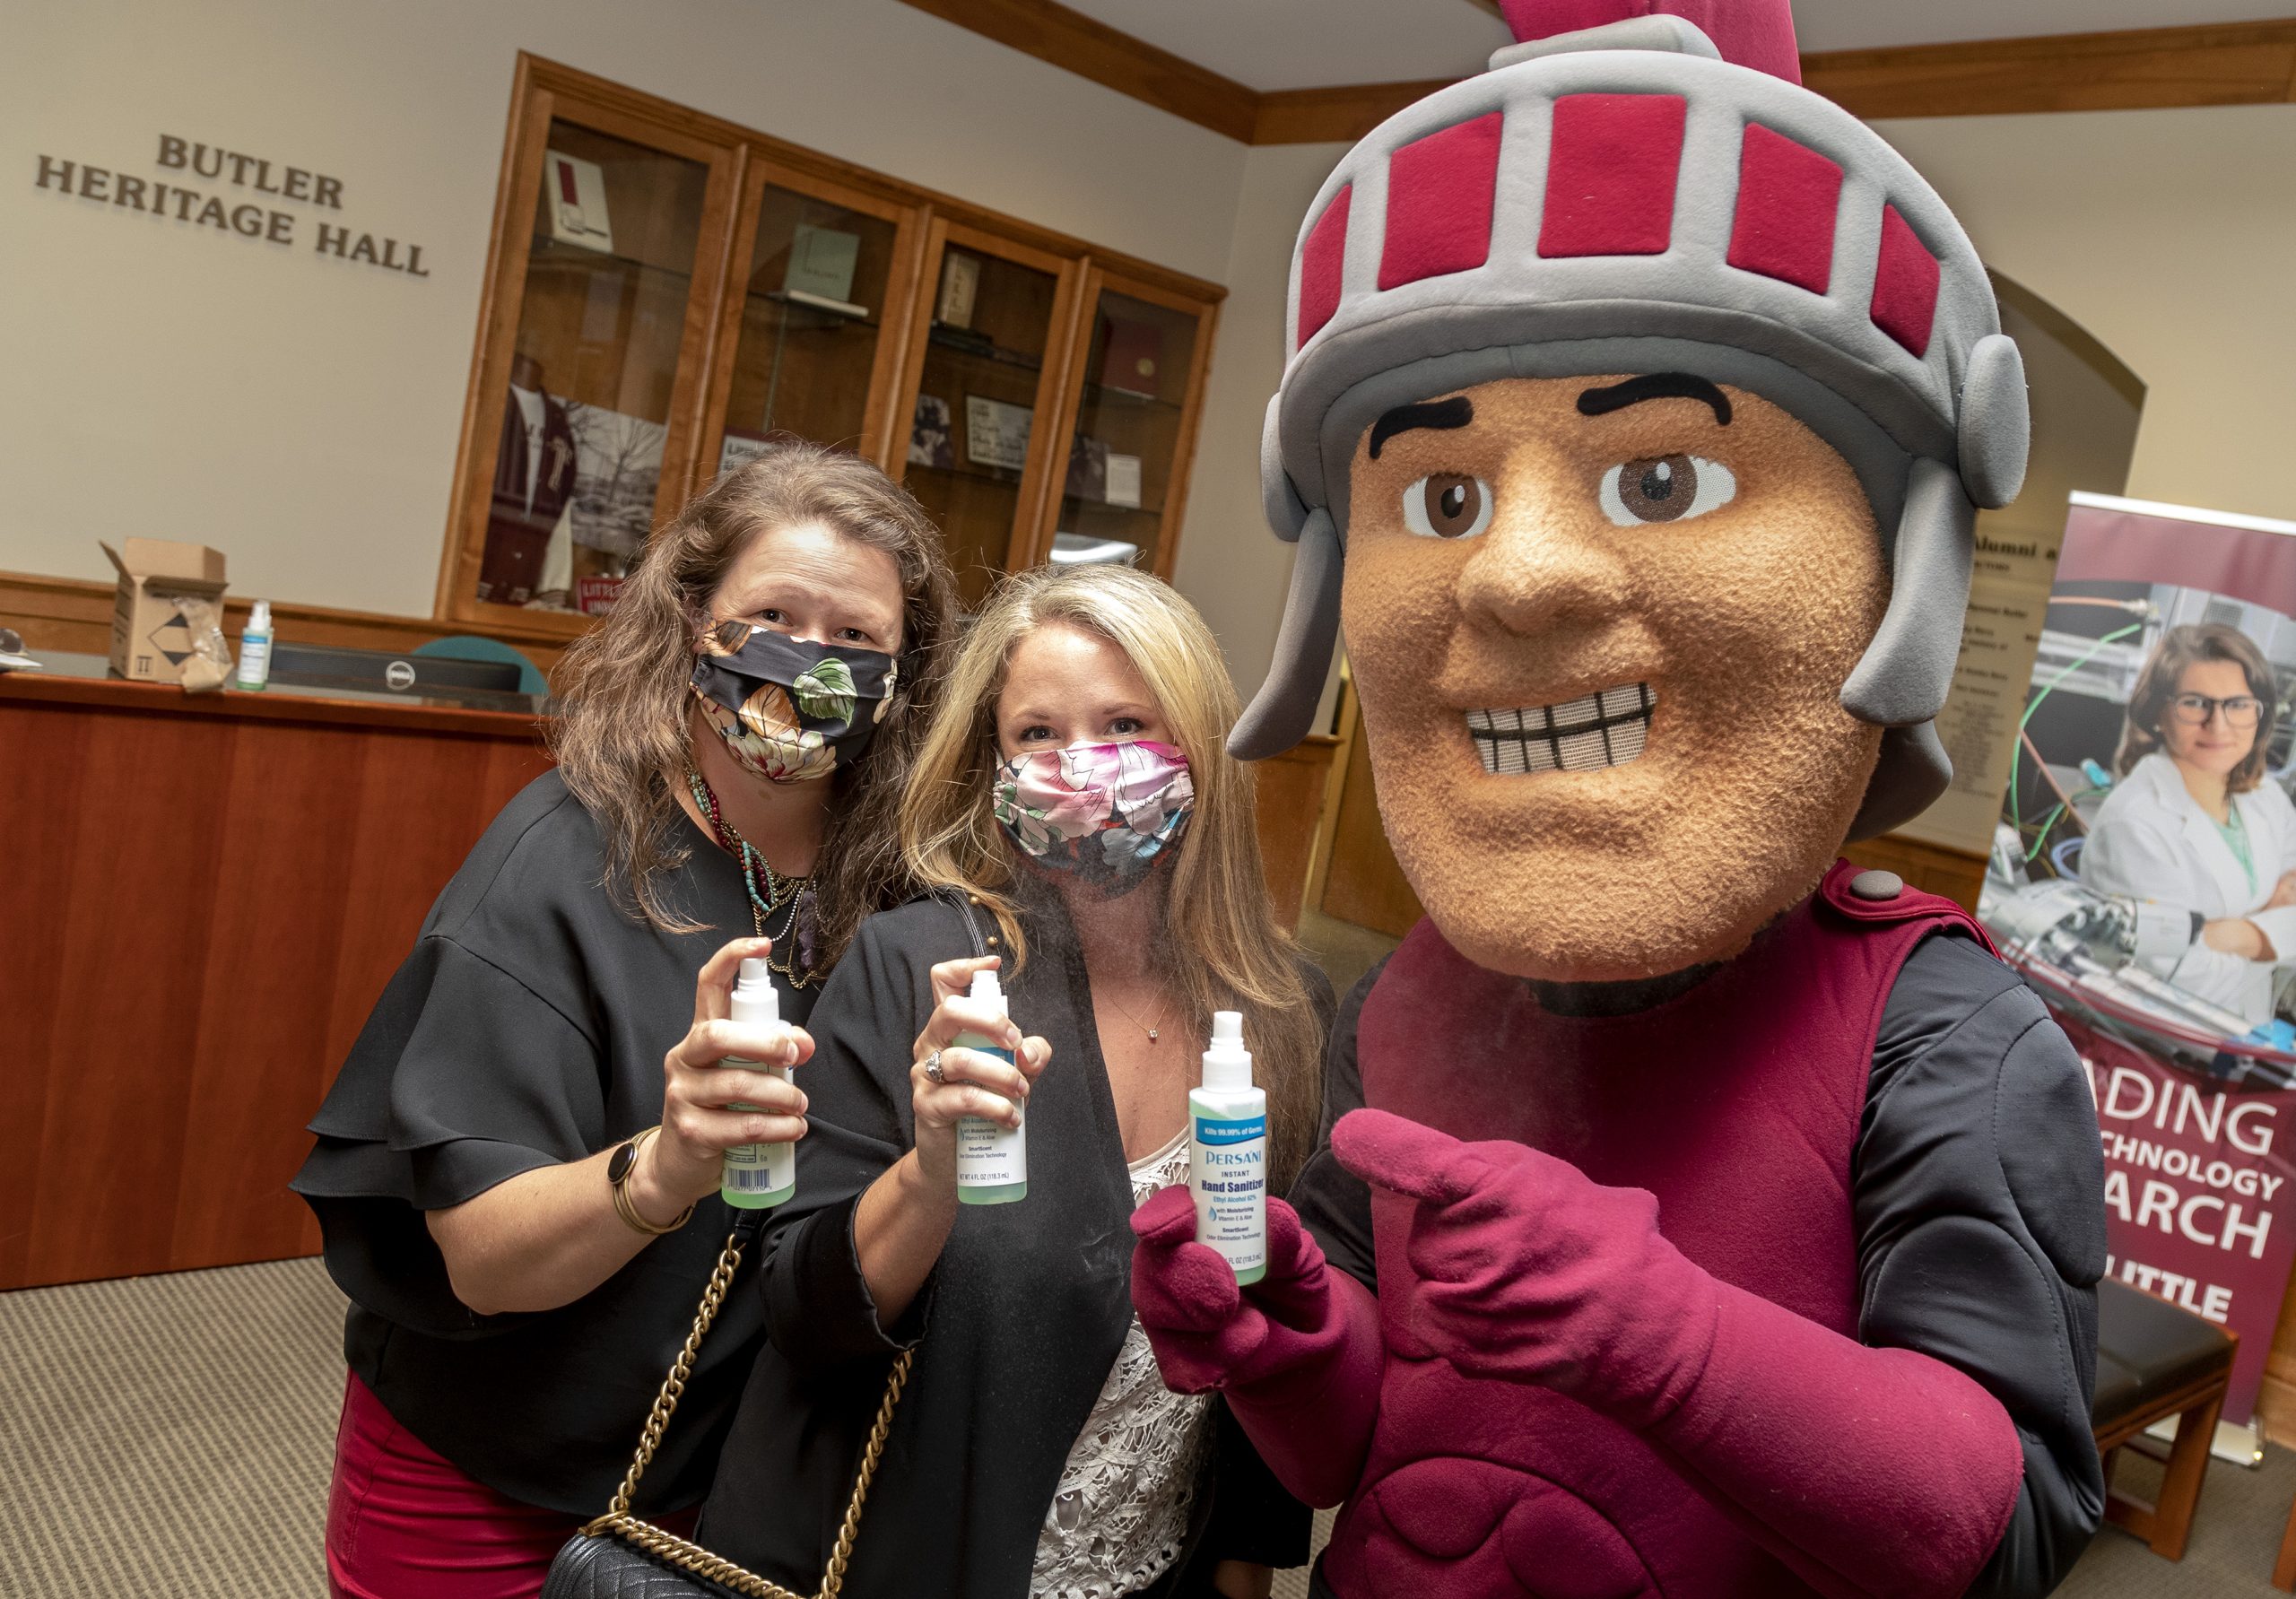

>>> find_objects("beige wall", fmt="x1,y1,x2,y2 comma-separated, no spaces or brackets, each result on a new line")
2,0,1251,621
1874,104,2296,523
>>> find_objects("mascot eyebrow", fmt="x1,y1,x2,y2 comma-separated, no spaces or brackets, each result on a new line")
1369,395,1475,459
1577,373,1733,425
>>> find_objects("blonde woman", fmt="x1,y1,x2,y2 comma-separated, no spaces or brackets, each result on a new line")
698,564,1325,1598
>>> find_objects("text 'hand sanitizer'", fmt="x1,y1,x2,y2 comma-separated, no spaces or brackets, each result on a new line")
955,969,1027,1204
721,958,796,1209
1190,1011,1266,1283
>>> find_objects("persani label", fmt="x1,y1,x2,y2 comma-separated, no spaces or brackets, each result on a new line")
1192,1112,1267,1273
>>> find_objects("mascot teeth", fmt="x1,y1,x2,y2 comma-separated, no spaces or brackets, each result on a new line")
1465,684,1654,775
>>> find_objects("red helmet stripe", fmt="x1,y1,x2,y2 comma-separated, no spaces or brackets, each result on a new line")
1537,93,1687,259
1379,114,1506,291
1869,203,1941,357
1297,186,1352,346
1726,124,1842,294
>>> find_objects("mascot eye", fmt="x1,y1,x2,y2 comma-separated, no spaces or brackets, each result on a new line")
1598,456,1735,526
1401,474,1493,539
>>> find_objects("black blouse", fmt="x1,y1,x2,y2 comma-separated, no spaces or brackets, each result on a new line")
695,892,1316,1598
291,770,816,1516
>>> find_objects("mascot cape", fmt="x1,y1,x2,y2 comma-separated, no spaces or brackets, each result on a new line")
1127,3,2109,1595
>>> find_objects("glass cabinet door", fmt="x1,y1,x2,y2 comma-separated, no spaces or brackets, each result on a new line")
1046,276,1210,581
705,169,918,476
457,104,734,622
897,223,1079,605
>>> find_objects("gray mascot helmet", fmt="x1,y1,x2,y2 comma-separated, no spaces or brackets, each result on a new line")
1233,0,2030,839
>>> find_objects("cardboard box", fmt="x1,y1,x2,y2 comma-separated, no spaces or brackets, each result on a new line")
100,539,229,683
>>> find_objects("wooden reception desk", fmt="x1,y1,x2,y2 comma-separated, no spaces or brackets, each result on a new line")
0,657,552,1290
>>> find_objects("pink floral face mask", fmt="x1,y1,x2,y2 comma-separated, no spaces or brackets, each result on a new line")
992,740,1195,894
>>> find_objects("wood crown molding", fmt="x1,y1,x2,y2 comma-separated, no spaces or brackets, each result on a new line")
897,2,2296,144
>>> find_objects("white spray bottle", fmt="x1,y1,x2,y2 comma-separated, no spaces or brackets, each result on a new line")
1189,1010,1267,1283
234,599,274,691
954,968,1026,1204
720,958,796,1209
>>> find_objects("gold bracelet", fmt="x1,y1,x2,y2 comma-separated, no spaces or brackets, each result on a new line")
611,1126,695,1237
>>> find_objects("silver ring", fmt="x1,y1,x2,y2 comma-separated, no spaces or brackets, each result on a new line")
923,1050,945,1084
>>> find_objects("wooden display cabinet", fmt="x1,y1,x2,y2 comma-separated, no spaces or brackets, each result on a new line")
436,56,1224,640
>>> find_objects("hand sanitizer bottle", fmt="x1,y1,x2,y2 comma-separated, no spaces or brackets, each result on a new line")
1189,1011,1266,1283
234,600,274,691
721,958,796,1209
955,969,1026,1204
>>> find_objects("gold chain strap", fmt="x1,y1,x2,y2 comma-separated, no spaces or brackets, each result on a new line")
578,1228,916,1599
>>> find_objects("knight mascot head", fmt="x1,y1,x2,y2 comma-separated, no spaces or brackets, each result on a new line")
1236,0,2029,980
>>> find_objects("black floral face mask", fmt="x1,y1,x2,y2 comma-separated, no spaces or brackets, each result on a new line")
690,619,897,785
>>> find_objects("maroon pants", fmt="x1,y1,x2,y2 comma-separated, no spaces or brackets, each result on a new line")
326,1372,696,1599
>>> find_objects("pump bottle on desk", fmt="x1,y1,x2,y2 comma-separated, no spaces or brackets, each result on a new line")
233,600,274,691
954,969,1026,1204
1189,1011,1267,1283
720,958,796,1208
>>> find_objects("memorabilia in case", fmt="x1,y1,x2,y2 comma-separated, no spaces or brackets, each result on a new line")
964,395,1031,474
1065,433,1108,502
936,251,980,328
1098,316,1162,397
909,395,954,469
576,575,625,617
566,403,668,560
785,223,861,306
544,152,613,253
1104,453,1143,509
720,429,774,474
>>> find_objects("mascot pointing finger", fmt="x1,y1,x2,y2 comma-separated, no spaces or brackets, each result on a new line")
1128,3,2108,1595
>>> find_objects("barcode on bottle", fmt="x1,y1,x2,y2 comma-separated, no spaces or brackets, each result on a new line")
728,1163,783,1189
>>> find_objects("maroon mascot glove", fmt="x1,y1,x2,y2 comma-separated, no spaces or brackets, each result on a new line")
1330,1108,1718,1424
1332,1108,2026,1599
1131,1186,1385,1506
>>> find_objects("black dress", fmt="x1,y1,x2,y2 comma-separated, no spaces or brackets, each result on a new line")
291,769,817,1516
695,892,1316,1597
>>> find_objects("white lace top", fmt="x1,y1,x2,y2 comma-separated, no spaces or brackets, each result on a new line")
1029,1130,1213,1598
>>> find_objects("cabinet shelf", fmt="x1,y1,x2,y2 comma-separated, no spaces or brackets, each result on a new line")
526,231,694,285
1081,380,1181,413
926,322,1043,374
752,287,876,325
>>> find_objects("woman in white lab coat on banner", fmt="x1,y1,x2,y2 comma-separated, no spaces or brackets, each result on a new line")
2084,621,2296,1027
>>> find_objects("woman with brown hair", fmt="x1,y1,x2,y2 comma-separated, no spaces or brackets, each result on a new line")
293,442,958,1599
2085,621,2296,1025
697,562,1323,1598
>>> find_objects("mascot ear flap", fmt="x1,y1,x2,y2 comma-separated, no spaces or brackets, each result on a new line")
1231,509,1343,760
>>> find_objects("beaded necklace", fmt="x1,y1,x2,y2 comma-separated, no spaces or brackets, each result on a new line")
686,764,820,988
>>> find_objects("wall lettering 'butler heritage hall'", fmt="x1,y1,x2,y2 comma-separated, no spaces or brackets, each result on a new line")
31,134,430,275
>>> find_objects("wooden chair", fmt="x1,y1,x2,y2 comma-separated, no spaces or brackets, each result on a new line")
2091,1277,2236,1561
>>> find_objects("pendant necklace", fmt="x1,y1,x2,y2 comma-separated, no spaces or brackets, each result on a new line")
686,765,818,988
1102,984,1170,1044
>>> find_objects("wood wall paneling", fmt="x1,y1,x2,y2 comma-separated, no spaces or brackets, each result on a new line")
892,0,1257,142
0,685,551,1290
1804,22,2296,121
890,6,2296,144
1251,734,1341,934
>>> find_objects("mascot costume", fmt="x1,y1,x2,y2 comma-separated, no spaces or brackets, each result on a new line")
1129,3,2109,1595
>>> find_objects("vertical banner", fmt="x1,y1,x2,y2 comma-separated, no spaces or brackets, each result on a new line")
1979,491,2296,1426
2074,1013,2296,1420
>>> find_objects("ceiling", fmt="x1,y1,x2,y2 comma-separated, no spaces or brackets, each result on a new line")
1055,0,2296,92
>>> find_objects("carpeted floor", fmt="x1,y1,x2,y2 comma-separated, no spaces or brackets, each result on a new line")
4,1255,2294,1598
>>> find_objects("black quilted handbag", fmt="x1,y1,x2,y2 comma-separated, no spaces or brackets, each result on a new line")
539,1214,913,1599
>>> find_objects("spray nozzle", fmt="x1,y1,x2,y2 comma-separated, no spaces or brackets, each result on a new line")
970,969,1003,1004
1202,1009,1252,1091
732,957,779,1025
